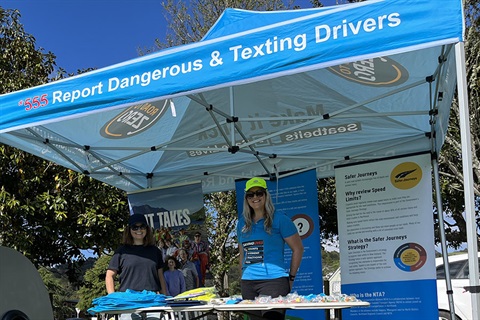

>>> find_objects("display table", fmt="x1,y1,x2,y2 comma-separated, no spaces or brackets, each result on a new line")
101,304,213,319
99,301,370,319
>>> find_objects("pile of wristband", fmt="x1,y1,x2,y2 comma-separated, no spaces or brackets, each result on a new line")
238,292,359,304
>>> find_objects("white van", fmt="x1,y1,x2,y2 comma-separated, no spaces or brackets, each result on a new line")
436,253,480,320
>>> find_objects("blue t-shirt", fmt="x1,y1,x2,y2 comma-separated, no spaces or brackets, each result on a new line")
237,212,298,280
164,269,186,296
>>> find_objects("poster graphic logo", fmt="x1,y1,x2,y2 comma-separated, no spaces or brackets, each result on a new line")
292,214,314,240
393,243,427,272
100,100,170,139
243,240,264,265
328,57,409,87
390,161,422,189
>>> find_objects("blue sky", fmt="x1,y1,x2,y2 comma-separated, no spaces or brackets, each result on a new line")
3,0,339,73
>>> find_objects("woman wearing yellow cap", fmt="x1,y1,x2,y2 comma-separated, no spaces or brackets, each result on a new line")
238,177,304,320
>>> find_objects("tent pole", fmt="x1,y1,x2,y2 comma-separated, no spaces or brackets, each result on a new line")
455,42,480,320
432,158,456,319
229,87,235,148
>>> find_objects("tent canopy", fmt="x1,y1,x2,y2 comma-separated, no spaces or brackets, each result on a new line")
0,0,464,194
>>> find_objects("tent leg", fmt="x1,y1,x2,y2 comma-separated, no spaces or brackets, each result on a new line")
432,158,456,320
455,42,480,320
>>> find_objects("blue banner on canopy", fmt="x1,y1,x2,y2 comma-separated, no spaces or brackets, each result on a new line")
0,0,463,133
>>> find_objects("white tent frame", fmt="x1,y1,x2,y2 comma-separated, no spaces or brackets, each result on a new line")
451,42,479,320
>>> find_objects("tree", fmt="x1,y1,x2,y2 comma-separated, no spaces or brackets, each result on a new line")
317,177,339,249
38,266,77,320
0,7,130,269
0,8,55,92
321,250,340,278
436,0,480,249
77,253,114,312
0,142,129,268
204,191,240,297
151,0,293,49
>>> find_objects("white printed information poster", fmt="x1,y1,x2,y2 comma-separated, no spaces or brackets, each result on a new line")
335,153,438,320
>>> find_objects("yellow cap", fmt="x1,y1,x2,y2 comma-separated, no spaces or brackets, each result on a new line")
245,177,267,191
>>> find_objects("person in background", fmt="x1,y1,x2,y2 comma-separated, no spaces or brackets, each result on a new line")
165,238,178,258
238,177,304,320
163,256,186,297
177,248,199,291
178,228,189,244
105,213,167,319
191,231,209,286
157,238,167,262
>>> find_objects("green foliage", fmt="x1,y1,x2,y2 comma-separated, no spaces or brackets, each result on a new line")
77,253,114,312
0,6,130,270
0,143,129,268
204,191,240,297
38,266,77,320
437,0,480,249
0,8,56,92
317,178,339,244
321,250,340,277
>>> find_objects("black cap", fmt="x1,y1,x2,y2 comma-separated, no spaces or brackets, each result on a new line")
128,214,148,227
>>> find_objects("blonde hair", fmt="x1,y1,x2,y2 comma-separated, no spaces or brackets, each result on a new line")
241,188,275,234
121,225,156,246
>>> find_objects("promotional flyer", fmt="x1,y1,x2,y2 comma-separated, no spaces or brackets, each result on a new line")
335,153,438,319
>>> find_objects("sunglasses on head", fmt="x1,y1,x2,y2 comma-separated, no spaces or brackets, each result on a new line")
131,224,147,231
245,190,266,199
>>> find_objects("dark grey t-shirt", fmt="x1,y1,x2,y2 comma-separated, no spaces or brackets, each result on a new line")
108,245,164,292
179,260,198,290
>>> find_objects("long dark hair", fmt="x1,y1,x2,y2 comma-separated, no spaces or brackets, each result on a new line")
164,255,180,271
121,225,156,246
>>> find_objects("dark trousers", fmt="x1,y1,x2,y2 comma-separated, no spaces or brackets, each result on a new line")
241,277,290,320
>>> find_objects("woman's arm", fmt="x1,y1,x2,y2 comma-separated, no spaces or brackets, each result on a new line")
284,233,304,287
105,269,117,294
238,243,244,276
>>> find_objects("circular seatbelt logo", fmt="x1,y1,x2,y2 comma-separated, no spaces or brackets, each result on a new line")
100,100,170,139
329,57,409,87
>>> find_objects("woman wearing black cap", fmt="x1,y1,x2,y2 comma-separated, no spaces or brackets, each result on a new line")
105,213,168,297
238,177,304,320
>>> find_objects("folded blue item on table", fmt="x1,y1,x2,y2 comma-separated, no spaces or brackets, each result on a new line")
88,289,170,315
225,298,242,304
